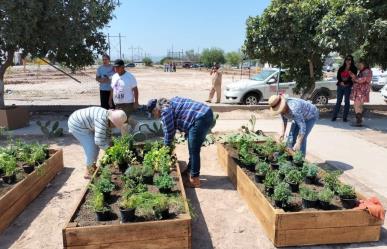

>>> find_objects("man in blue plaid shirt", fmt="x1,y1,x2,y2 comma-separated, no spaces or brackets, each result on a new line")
147,97,214,188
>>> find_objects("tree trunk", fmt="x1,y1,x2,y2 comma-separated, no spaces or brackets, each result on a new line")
301,59,316,99
0,50,15,108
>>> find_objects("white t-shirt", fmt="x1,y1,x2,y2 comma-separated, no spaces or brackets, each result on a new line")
111,72,137,104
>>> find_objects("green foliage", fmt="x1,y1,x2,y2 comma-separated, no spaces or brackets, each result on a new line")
139,122,164,136
285,169,303,184
104,135,135,165
278,161,294,176
143,145,172,173
90,191,109,212
36,120,63,137
292,151,304,164
142,57,153,66
273,182,292,203
264,171,280,188
0,153,17,176
300,186,318,201
155,174,174,190
90,177,115,193
225,51,242,66
200,48,226,67
323,170,342,191
318,188,335,203
302,163,319,178
336,184,356,199
256,161,270,175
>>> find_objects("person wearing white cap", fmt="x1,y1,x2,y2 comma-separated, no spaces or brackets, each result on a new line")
68,107,128,178
268,95,319,155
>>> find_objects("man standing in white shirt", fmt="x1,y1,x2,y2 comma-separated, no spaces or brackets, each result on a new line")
109,59,139,119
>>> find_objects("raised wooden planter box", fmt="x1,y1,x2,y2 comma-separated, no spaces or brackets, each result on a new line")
0,149,64,233
62,162,192,249
217,143,383,247
0,106,29,130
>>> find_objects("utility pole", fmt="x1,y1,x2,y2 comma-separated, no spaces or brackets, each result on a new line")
119,33,122,59
106,33,126,59
108,33,111,59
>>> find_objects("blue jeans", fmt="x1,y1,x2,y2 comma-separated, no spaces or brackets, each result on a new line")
333,86,352,119
187,109,214,177
69,129,100,167
287,117,318,155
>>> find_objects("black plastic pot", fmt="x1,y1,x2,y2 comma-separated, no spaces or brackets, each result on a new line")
287,155,293,162
294,161,304,167
0,168,3,176
95,210,111,221
119,207,135,223
302,199,318,208
304,176,316,184
254,174,265,183
289,183,299,192
118,163,128,173
265,187,274,196
143,175,153,185
275,200,286,209
258,156,267,162
319,201,331,210
270,163,279,170
22,164,35,174
245,163,256,172
2,174,16,184
44,148,50,159
159,187,172,194
161,209,170,219
102,191,111,201
340,197,358,209
278,173,285,181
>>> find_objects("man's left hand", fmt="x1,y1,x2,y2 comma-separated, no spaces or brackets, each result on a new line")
293,141,302,151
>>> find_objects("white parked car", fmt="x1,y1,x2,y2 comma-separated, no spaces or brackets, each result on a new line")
224,68,337,105
371,68,387,92
381,84,387,103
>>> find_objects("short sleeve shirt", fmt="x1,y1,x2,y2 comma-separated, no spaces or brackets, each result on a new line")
111,71,137,104
96,65,115,91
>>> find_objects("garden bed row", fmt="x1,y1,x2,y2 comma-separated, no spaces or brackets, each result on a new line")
217,133,383,247
62,138,191,249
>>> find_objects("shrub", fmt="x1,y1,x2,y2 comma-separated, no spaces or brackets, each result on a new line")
285,169,303,184
0,154,18,176
255,161,270,175
300,186,318,201
91,177,115,193
279,161,293,176
323,170,341,191
318,188,335,203
273,182,292,203
293,151,304,164
90,191,109,212
155,174,174,190
336,184,356,199
264,171,280,188
302,163,319,178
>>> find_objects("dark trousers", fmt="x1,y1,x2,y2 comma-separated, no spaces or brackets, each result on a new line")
100,90,114,109
187,109,214,177
333,86,352,119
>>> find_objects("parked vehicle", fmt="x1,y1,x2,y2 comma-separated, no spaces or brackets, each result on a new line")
381,84,387,103
224,68,337,105
126,63,135,68
371,68,387,92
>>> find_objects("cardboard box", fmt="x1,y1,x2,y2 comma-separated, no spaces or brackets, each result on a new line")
0,106,29,130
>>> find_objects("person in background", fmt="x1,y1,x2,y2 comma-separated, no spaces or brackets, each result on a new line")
68,107,128,179
332,55,358,122
269,95,319,155
147,97,213,188
109,59,139,119
96,54,115,109
206,64,222,103
349,58,372,126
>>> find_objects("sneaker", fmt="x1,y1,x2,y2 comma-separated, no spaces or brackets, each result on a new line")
184,176,200,188
205,100,211,103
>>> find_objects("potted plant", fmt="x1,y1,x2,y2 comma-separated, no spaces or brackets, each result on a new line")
255,161,270,183
323,170,341,192
318,187,335,210
155,174,174,193
126,166,143,183
273,182,292,208
91,176,115,201
135,203,156,221
263,171,279,196
119,195,137,223
141,166,154,184
300,186,318,208
336,184,357,209
278,161,293,180
1,155,18,184
292,151,304,167
285,169,303,192
153,194,170,220
90,191,110,221
302,163,319,184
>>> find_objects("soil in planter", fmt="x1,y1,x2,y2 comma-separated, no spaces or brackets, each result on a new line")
73,165,184,227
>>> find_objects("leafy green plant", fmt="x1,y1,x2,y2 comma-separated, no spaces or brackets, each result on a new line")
273,182,292,203
136,203,156,220
90,177,115,193
336,184,356,199
285,169,303,184
323,170,341,191
302,163,319,178
278,161,293,176
142,165,154,178
155,174,174,190
0,154,18,176
90,191,109,212
300,186,318,201
139,122,164,136
36,120,64,137
143,145,172,173
126,166,143,181
318,188,335,203
264,171,280,188
256,161,270,175
293,151,304,164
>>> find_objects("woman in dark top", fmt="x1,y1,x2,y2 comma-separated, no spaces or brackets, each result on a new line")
332,55,358,122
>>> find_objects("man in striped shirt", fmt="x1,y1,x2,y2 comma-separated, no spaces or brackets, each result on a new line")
147,97,214,188
68,107,128,179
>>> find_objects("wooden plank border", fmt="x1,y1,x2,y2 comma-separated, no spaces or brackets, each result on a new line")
0,149,64,233
217,143,383,247
62,161,192,249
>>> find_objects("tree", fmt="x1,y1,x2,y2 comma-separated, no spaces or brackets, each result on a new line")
160,57,173,65
142,57,153,67
0,1,118,107
200,48,226,68
226,51,242,67
185,49,200,62
244,0,331,96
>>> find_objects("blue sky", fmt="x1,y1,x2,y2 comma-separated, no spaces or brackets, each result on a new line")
104,0,271,59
